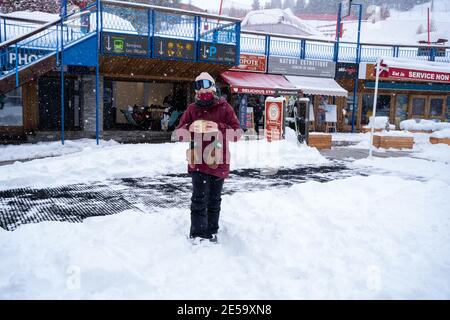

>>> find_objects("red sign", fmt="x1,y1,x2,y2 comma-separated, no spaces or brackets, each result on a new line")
230,54,267,73
264,98,284,142
376,66,450,83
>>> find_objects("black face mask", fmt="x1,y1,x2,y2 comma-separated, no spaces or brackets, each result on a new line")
195,97,216,108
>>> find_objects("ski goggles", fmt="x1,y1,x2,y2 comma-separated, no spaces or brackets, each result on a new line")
194,79,214,90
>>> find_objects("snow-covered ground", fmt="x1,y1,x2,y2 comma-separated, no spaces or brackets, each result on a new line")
0,131,326,191
0,129,449,299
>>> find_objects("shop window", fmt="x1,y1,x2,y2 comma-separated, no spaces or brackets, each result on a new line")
411,97,426,118
446,96,450,121
395,95,408,128
0,88,23,126
361,94,391,125
429,97,444,119
344,95,356,127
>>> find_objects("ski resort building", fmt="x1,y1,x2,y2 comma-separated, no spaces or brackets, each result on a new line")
1,0,450,143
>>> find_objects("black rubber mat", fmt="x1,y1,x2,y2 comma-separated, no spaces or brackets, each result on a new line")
0,162,362,231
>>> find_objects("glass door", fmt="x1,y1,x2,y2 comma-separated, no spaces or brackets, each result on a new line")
429,96,445,120
410,96,427,119
394,94,409,128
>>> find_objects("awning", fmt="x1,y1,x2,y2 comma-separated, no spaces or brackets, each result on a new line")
285,75,348,97
221,71,298,95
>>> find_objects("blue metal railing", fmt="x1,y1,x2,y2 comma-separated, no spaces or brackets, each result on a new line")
240,34,266,55
304,41,334,61
2,0,450,80
156,11,196,40
0,5,97,84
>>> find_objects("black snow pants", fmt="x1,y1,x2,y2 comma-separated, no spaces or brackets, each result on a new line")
190,171,225,239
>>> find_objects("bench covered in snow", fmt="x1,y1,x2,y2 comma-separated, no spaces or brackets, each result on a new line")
308,133,332,149
429,129,450,146
400,119,450,133
372,131,414,149
361,116,395,133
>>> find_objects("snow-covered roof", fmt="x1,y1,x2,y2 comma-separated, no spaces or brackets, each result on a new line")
285,75,348,97
381,57,450,73
2,10,137,42
4,11,60,22
242,8,323,37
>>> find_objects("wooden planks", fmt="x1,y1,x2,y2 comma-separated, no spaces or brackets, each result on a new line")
99,56,232,81
22,80,39,132
430,137,450,146
372,135,414,149
360,127,383,133
307,133,332,149
0,56,56,95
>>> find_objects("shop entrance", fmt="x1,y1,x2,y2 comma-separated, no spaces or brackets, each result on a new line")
103,80,189,132
38,77,81,131
361,94,391,125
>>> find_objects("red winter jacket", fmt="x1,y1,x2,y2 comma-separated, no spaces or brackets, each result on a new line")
176,98,242,179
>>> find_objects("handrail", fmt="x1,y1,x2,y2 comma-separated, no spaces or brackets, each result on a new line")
0,14,50,25
200,21,237,38
241,29,336,44
101,0,241,23
241,29,450,49
0,18,61,51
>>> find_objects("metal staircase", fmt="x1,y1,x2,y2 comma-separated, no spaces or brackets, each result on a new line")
0,5,99,95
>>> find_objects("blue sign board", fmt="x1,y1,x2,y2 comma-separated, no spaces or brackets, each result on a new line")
199,42,236,64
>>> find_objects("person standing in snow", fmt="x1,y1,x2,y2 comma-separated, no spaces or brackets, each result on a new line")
176,72,242,244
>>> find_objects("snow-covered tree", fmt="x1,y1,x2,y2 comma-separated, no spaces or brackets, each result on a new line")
252,0,261,11
271,0,283,9
283,0,295,10
295,0,306,12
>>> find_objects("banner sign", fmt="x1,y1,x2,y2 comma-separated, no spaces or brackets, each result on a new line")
377,66,450,84
153,37,195,61
102,32,149,57
199,42,236,64
268,57,336,78
230,54,267,73
238,95,248,130
264,97,284,142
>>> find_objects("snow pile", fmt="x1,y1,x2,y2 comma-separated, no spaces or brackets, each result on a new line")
0,139,119,162
0,134,328,191
363,116,395,130
374,131,413,137
434,122,450,131
400,119,436,131
0,174,449,299
242,8,324,37
400,119,450,132
4,11,60,22
431,128,450,138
